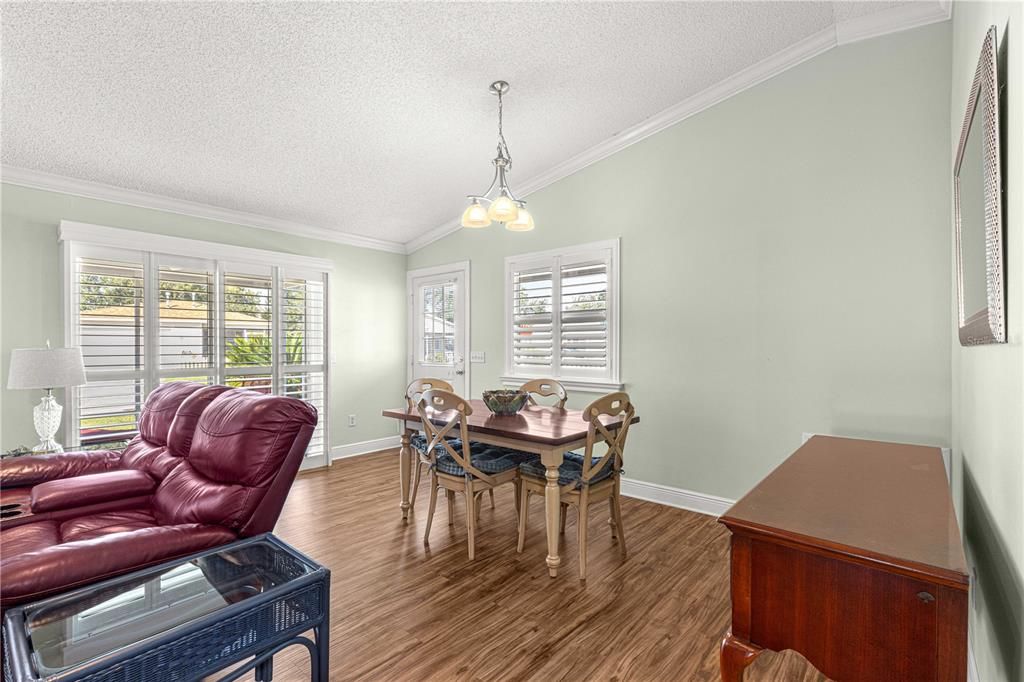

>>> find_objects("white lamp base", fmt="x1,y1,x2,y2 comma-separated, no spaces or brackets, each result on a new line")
32,393,64,454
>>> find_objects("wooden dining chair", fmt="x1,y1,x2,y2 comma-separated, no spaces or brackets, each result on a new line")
419,389,532,559
516,391,635,580
519,378,568,408
405,378,453,510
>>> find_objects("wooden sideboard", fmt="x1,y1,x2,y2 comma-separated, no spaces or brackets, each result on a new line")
719,436,969,682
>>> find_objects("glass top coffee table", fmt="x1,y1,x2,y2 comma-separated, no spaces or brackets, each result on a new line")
2,534,330,682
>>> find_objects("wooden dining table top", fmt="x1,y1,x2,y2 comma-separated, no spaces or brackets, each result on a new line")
381,399,639,447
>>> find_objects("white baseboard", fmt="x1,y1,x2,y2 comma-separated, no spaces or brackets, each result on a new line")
330,435,402,461
620,478,734,517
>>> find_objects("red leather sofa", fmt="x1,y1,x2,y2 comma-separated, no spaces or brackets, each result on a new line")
0,385,316,610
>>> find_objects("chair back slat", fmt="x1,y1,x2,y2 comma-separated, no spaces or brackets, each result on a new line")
581,392,634,483
406,378,454,409
416,389,495,484
519,379,568,408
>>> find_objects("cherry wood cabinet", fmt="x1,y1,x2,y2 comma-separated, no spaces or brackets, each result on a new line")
719,436,969,682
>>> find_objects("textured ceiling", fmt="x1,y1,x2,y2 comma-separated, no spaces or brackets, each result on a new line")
3,1,924,245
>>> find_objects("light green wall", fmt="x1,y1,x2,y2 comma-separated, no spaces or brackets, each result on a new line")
409,23,953,501
0,184,407,453
950,3,1024,681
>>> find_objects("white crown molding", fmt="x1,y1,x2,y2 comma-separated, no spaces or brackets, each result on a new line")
1,166,407,255
834,0,951,46
59,220,336,272
406,1,951,254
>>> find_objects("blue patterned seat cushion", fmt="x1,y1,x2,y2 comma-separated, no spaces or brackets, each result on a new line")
434,441,536,478
519,451,618,487
411,432,461,457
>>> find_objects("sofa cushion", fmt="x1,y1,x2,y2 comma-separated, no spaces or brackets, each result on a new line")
30,470,156,514
519,451,618,487
167,385,233,458
0,523,237,609
60,509,159,543
0,521,60,556
188,390,317,486
136,381,207,447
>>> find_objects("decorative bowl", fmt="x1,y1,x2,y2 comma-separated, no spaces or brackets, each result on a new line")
482,389,528,416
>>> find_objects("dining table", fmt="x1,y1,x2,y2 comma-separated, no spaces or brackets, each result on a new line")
381,399,639,577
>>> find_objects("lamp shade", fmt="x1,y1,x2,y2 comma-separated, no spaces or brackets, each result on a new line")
7,347,86,390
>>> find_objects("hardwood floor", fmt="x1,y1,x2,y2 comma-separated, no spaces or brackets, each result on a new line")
266,450,829,681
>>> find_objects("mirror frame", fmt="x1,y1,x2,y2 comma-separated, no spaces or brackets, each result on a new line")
954,25,1005,346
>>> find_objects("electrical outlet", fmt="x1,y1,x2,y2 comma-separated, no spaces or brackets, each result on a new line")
348,415,356,427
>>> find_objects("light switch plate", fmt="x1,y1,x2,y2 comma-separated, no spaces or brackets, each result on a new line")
470,351,486,363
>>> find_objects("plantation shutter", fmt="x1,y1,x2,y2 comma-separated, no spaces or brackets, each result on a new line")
511,266,554,373
282,274,326,460
559,259,609,373
74,254,146,447
158,261,215,374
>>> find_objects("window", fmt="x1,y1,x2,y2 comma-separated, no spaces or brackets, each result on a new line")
421,281,456,364
62,223,331,463
504,240,620,390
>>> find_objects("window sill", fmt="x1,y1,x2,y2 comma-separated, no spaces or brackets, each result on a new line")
500,375,624,394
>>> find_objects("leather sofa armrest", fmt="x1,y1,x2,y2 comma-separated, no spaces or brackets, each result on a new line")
1,450,123,489
30,470,156,514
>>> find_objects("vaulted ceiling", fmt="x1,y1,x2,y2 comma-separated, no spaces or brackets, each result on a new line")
2,1,947,251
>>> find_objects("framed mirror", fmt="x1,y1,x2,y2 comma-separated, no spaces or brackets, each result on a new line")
954,26,1006,346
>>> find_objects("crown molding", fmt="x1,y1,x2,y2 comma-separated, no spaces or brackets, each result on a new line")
1,166,407,255
834,0,951,45
405,1,951,254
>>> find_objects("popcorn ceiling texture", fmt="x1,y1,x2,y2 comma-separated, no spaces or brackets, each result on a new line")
3,1,914,244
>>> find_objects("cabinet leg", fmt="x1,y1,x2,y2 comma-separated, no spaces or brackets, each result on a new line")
720,631,761,682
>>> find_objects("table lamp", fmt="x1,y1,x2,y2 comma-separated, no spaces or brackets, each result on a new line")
7,342,87,453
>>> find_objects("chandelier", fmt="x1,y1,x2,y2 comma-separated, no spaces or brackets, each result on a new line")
460,81,535,231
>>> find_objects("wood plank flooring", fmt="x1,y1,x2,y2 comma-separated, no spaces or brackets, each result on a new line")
265,450,829,681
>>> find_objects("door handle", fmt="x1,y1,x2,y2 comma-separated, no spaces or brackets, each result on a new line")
455,370,465,375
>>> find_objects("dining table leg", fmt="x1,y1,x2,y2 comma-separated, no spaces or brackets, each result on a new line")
541,449,563,577
399,429,413,521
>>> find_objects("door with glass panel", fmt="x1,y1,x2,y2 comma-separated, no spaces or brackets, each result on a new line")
408,264,469,396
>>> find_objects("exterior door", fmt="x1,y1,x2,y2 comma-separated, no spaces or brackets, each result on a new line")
408,262,469,396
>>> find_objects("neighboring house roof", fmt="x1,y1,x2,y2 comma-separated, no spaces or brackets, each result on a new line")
82,300,268,325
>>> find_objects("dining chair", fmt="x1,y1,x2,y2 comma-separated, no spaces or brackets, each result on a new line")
418,389,532,559
516,391,635,580
519,378,568,408
406,378,454,510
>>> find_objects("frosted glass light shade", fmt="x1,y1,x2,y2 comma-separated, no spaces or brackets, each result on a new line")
487,194,519,223
461,201,491,228
506,207,535,231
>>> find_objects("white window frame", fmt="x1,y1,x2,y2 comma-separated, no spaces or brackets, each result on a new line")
60,221,331,465
502,238,622,393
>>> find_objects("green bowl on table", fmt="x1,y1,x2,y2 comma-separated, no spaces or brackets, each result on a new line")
482,389,528,416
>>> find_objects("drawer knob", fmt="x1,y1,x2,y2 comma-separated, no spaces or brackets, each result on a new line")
917,591,935,603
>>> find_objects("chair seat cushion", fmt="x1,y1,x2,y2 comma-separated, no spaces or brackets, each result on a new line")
519,451,618,487
434,442,535,478
411,433,462,456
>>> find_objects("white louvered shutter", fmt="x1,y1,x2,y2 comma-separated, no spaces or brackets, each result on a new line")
282,274,327,460
511,266,554,373
74,254,146,447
